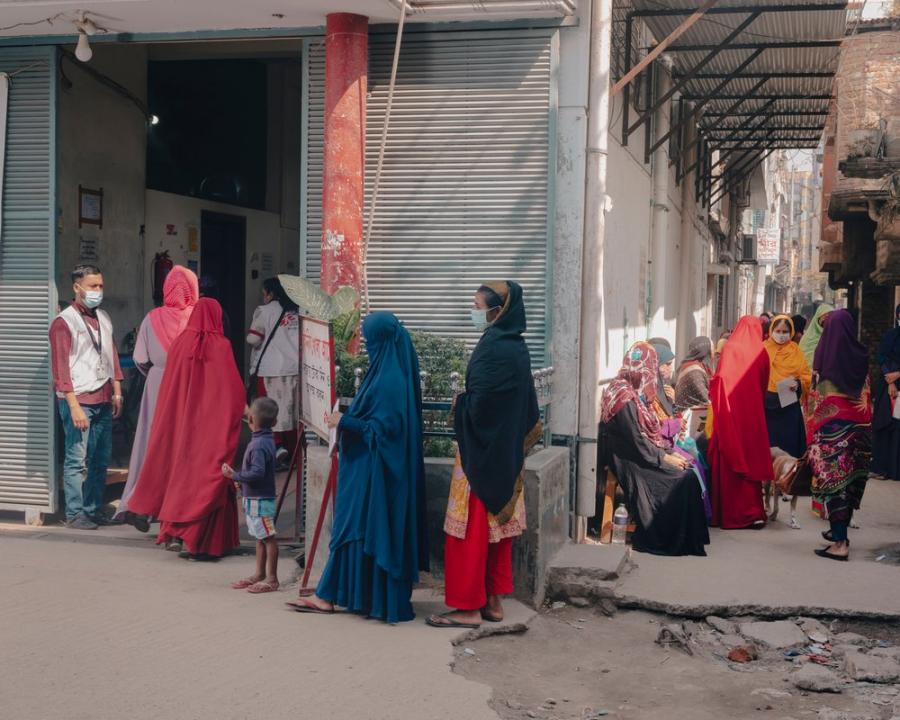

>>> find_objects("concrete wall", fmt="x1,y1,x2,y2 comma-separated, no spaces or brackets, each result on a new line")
304,446,571,608
57,44,149,343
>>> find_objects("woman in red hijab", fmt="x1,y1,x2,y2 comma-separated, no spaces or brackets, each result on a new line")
708,315,772,529
117,266,198,532
128,298,245,559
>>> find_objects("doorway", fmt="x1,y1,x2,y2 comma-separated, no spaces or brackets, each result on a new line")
201,211,247,373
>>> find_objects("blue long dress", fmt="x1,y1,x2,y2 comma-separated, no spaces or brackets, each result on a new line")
316,312,428,623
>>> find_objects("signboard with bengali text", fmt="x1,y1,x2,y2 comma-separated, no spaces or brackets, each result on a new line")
300,317,336,441
756,227,780,265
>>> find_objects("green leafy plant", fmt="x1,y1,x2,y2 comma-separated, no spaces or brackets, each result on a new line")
335,329,470,458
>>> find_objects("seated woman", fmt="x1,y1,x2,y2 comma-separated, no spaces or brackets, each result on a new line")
598,342,709,557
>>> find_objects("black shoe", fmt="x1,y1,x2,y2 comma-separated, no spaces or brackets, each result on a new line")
132,515,151,533
89,513,123,527
66,514,99,530
815,547,849,562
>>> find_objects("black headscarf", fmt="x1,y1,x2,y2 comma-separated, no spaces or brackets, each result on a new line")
455,281,540,515
649,340,675,417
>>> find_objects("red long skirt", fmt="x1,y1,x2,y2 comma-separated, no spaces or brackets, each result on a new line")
708,434,766,529
157,485,239,557
444,492,514,611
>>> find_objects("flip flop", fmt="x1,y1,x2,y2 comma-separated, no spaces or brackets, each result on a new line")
480,608,503,623
286,599,334,614
820,530,850,546
814,548,849,562
231,578,258,590
426,613,481,629
247,581,280,594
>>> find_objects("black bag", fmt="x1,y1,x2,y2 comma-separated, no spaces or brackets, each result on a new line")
246,307,287,405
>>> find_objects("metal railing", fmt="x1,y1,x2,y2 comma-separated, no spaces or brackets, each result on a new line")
337,366,555,440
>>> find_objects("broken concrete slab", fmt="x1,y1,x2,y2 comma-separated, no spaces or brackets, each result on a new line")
843,650,900,683
792,665,845,694
798,617,832,643
871,646,900,662
706,616,738,635
834,632,872,647
741,620,809,649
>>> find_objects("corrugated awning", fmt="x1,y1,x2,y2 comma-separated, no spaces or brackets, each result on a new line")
623,0,847,205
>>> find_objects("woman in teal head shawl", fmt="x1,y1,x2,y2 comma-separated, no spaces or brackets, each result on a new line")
287,312,428,623
799,303,834,366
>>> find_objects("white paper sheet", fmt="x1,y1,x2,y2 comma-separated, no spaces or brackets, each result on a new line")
892,396,900,420
776,377,799,408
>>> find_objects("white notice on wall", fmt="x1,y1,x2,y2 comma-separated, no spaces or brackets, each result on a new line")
300,317,335,441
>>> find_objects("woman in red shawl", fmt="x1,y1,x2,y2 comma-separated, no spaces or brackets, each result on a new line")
707,316,772,529
117,266,198,532
597,342,709,556
128,298,245,559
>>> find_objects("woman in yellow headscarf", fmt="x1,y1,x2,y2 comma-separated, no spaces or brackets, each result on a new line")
764,315,813,460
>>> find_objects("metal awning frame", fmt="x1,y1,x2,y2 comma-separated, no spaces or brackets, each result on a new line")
621,1,845,209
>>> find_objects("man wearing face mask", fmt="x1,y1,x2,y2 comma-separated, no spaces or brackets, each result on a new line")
49,265,124,529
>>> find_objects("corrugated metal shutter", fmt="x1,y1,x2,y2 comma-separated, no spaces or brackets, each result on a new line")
0,47,57,511
303,30,553,361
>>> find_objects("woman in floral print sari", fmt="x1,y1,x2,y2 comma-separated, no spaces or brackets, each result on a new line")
807,309,872,562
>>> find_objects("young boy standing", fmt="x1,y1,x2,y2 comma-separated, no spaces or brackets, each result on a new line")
223,397,280,593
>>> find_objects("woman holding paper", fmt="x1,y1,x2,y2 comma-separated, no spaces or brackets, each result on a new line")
764,315,812,460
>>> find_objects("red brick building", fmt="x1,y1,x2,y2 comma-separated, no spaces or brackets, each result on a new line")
820,16,900,364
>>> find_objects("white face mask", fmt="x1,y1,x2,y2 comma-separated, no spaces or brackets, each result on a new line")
772,331,791,345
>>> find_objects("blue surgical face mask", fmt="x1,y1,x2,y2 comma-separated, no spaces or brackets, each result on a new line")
471,308,490,332
78,285,103,309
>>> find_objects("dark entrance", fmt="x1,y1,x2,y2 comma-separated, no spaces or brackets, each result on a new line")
200,211,247,373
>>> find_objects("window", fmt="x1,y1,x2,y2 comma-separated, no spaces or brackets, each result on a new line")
715,275,727,328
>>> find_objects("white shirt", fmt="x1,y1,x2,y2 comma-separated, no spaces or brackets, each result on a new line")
247,301,299,377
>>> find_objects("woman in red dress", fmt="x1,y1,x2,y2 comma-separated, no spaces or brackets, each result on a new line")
128,298,245,559
707,315,772,529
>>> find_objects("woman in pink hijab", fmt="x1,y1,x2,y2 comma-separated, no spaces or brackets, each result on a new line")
116,266,199,532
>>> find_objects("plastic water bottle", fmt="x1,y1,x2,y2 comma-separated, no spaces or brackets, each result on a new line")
612,504,629,545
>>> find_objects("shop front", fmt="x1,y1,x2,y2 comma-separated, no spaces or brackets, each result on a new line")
0,4,564,515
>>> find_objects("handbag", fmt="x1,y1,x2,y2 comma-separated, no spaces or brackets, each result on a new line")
777,454,813,497
246,307,287,405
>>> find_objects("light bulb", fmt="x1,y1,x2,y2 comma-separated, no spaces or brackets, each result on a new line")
149,115,160,126
75,32,92,63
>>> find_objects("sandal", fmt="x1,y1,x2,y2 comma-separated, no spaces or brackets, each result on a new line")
247,581,280,594
814,548,849,562
426,612,481,629
480,608,503,623
231,578,259,590
286,598,334,614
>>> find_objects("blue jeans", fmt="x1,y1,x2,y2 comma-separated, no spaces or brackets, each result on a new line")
57,400,112,520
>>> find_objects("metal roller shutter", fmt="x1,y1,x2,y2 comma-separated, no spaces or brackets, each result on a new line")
0,47,57,511
303,30,553,362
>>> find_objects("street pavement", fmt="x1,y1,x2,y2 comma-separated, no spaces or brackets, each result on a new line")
0,529,515,720
614,477,900,619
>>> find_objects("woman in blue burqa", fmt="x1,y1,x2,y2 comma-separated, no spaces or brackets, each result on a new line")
287,312,428,623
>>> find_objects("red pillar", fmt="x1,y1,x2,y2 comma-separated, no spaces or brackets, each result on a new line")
321,13,368,296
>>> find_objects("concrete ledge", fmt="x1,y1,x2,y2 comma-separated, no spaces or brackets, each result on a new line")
306,445,571,608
